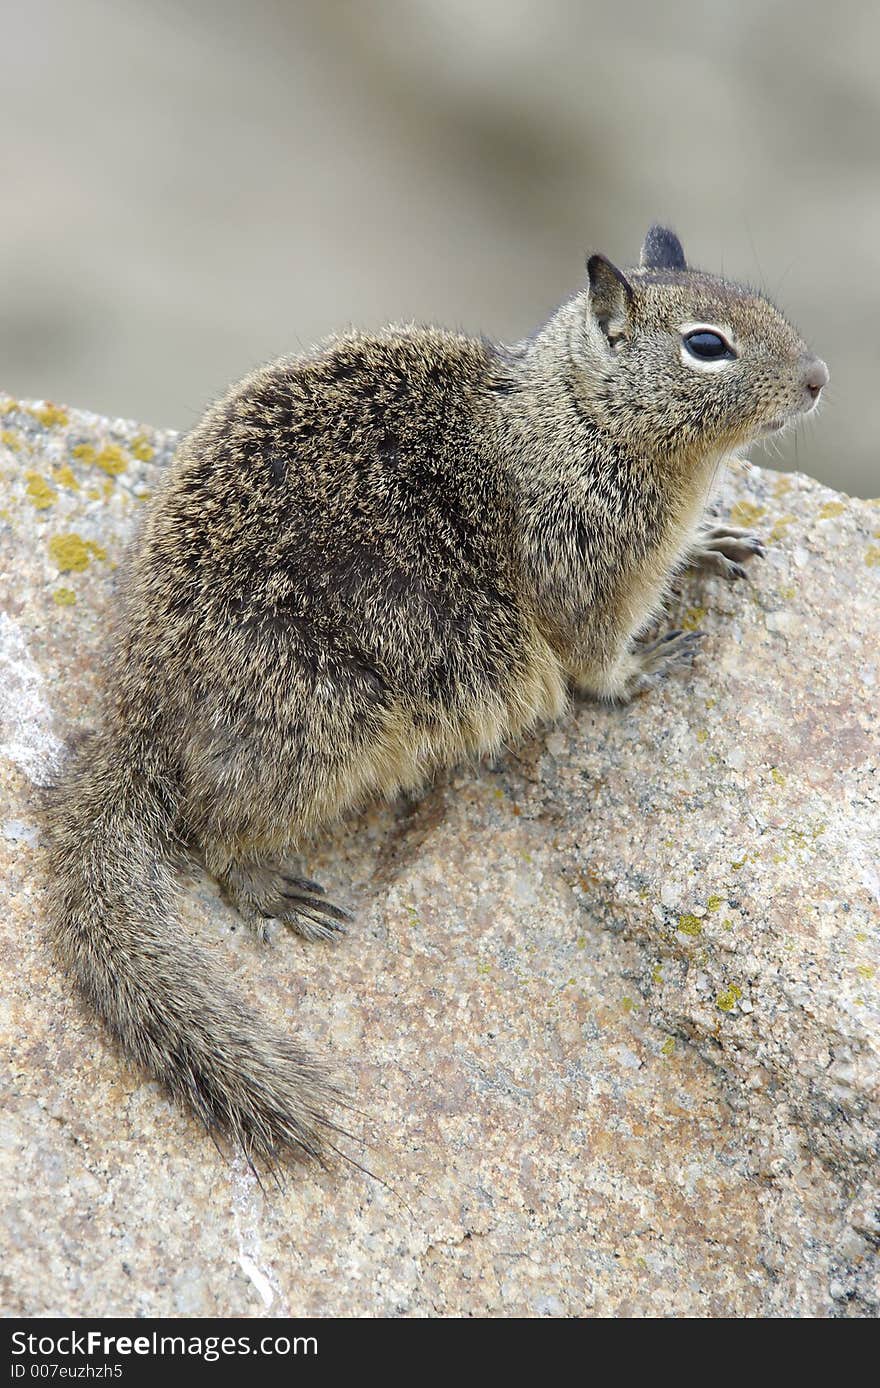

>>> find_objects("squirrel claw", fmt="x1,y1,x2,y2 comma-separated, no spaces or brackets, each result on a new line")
277,891,352,942
281,892,352,924
282,874,326,896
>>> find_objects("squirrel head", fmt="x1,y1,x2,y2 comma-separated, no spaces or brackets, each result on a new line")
568,225,828,459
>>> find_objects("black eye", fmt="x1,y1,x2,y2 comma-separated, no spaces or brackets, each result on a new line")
684,329,734,361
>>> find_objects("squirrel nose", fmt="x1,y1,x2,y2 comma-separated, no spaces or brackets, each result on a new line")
802,357,829,404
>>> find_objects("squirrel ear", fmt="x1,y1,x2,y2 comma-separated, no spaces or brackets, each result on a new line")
640,224,686,271
586,254,634,347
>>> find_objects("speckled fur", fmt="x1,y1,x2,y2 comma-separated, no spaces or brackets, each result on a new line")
44,227,826,1165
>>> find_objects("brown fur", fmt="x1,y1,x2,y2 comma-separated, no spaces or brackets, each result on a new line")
44,226,827,1166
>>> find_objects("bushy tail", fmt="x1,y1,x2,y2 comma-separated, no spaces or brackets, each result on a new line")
44,733,339,1166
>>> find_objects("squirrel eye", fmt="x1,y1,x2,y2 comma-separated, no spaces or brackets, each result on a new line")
684,329,734,361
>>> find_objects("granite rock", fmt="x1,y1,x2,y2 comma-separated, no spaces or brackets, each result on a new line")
0,394,877,1317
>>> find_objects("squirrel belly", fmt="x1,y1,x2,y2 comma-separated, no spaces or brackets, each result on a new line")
45,225,827,1165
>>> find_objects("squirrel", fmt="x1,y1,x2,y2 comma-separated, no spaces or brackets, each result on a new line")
45,225,828,1167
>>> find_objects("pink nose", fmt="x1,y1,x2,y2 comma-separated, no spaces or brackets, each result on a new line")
803,357,829,402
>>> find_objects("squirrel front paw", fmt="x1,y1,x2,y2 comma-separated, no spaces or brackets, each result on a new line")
577,630,703,703
624,629,703,698
690,523,766,580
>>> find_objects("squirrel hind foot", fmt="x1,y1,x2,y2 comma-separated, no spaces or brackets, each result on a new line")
212,855,352,943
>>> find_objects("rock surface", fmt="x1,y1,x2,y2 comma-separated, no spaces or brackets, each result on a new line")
1,394,877,1317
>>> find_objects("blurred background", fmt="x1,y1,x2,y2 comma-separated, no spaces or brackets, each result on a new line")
1,0,877,494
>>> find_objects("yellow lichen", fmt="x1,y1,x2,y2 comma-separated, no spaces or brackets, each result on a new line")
1,428,20,450
696,729,708,744
660,1036,675,1057
620,996,635,1012
95,444,127,476
30,403,68,428
25,471,56,510
716,984,742,1013
48,534,90,572
130,433,155,462
865,545,880,569
86,487,101,501
770,767,786,786
72,443,97,465
678,914,702,937
0,398,19,415
769,515,796,542
682,606,706,631
48,533,106,573
706,894,723,912
818,500,845,520
855,964,875,981
51,464,79,491
53,587,77,606
779,584,796,600
772,475,792,497
730,501,766,527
